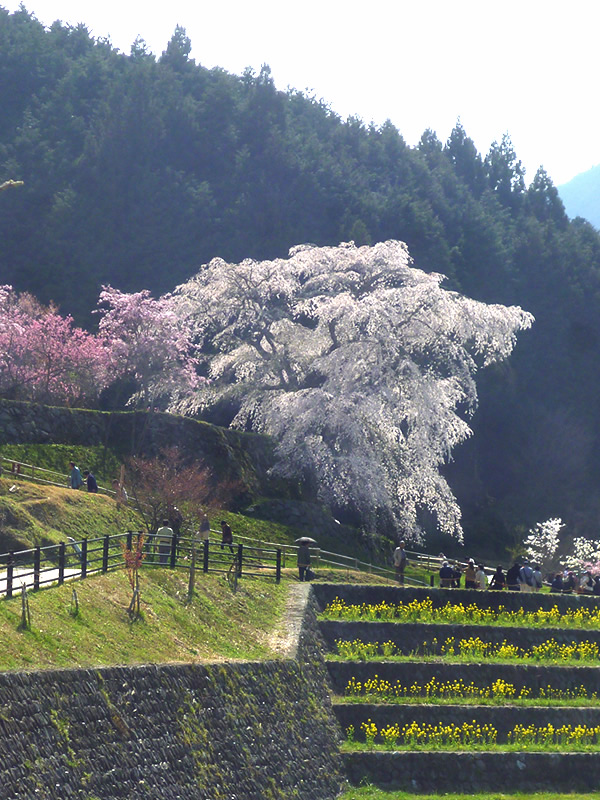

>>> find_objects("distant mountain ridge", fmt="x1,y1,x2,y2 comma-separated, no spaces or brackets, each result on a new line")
558,164,600,229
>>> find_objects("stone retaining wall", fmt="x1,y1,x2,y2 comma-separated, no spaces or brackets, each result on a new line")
319,619,600,654
0,588,343,800
327,659,600,694
343,750,600,792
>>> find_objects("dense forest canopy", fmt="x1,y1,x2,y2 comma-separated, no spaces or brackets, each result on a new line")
2,6,600,554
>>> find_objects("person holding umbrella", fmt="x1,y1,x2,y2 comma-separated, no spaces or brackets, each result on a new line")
295,537,316,581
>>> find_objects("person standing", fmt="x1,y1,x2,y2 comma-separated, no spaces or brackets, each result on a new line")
220,520,234,554
506,562,521,591
69,461,83,490
393,541,407,586
518,562,535,592
83,470,98,493
475,564,488,590
112,479,127,508
297,541,311,582
156,520,174,565
198,514,211,542
439,561,454,588
489,566,506,590
464,559,477,589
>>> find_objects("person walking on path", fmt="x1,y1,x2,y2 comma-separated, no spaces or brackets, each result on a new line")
83,470,98,493
393,541,407,586
297,541,311,582
156,520,174,565
69,461,83,490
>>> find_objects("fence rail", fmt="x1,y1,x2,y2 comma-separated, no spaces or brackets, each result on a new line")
232,533,427,587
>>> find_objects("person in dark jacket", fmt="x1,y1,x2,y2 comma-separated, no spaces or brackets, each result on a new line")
83,470,98,493
506,562,521,591
297,542,311,582
439,561,454,588
489,566,506,590
220,520,234,554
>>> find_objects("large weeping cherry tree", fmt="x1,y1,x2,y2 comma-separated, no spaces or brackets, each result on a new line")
170,240,533,542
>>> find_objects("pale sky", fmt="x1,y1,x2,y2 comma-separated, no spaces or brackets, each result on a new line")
4,0,600,185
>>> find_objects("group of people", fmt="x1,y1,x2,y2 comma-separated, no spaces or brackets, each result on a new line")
437,558,600,594
68,461,98,493
438,559,493,589
549,569,600,595
69,461,129,506
436,559,545,591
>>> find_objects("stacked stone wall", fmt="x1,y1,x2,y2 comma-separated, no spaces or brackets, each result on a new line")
0,589,343,800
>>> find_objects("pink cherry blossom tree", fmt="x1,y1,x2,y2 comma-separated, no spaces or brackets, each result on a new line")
169,240,534,542
0,286,111,405
95,286,199,408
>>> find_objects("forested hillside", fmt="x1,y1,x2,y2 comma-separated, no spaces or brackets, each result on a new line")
2,6,600,554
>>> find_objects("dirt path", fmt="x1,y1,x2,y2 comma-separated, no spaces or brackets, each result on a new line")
267,581,310,658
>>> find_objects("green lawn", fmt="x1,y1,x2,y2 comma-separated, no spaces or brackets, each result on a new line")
0,566,289,670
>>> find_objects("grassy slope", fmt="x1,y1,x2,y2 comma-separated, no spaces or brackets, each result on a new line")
0,443,123,487
0,567,288,670
0,478,142,551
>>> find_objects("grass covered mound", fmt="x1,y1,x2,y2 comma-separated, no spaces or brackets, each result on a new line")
0,443,123,488
0,567,288,670
0,479,142,552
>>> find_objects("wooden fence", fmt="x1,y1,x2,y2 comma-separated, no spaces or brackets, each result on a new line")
0,532,282,598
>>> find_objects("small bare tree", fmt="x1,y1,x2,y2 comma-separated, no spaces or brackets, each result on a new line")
125,446,236,600
122,532,146,619
125,446,215,536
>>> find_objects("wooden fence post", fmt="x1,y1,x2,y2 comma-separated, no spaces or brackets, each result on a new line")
33,546,40,591
102,535,109,573
170,532,178,568
276,548,281,584
58,542,65,585
237,543,243,578
203,539,209,573
81,538,87,579
6,552,14,599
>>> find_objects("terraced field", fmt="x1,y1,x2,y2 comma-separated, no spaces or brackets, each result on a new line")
313,583,600,794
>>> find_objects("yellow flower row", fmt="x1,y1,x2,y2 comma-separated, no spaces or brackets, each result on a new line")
345,675,596,702
349,720,600,748
356,718,498,746
323,597,600,629
335,636,600,663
